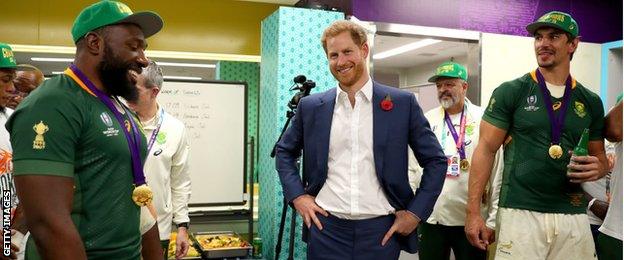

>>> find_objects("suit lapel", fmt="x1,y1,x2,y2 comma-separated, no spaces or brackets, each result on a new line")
372,83,389,180
315,89,336,177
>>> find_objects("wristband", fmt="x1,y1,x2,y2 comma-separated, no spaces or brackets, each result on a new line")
177,222,189,229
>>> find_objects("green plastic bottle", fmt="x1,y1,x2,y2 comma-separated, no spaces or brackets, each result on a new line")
567,128,589,192
573,129,589,157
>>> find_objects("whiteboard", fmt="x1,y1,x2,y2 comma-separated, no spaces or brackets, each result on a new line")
158,80,247,206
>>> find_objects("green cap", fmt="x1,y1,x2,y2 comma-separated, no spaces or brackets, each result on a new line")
0,43,32,71
71,1,163,43
428,61,468,83
526,11,579,38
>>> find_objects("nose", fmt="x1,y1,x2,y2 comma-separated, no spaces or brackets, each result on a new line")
5,81,15,94
137,49,149,68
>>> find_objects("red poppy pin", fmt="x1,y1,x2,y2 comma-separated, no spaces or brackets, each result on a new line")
380,94,393,111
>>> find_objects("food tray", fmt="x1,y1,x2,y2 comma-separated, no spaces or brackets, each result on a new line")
191,231,252,259
167,232,202,260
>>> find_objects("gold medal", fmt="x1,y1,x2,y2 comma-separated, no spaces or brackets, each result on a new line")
548,144,563,159
132,184,153,206
460,159,470,170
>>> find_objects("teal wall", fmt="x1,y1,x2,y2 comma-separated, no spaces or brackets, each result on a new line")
258,7,343,260
216,61,261,182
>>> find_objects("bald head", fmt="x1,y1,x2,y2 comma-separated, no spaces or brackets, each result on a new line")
14,65,44,94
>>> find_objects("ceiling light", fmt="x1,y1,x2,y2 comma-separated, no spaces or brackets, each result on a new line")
373,39,442,60
157,62,216,68
163,76,202,81
51,71,64,74
11,44,260,62
31,57,74,62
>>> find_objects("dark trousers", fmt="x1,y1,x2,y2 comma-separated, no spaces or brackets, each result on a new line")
161,239,169,260
591,224,601,251
307,213,401,260
597,233,623,260
417,222,486,260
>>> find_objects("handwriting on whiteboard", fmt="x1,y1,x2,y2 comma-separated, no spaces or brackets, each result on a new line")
160,93,210,139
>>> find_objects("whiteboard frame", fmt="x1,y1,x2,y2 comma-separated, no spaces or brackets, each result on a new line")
163,79,248,207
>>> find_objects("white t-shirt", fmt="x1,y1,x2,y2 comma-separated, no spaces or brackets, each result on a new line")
599,142,623,240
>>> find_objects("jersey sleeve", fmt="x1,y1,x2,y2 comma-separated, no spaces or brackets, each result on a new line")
588,95,605,141
482,82,517,131
7,86,83,177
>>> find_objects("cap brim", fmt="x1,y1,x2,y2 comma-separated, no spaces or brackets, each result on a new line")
116,11,163,39
428,75,463,83
526,22,567,36
427,75,440,83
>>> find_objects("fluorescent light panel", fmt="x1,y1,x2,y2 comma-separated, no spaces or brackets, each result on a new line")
32,58,215,69
12,44,261,62
157,62,216,68
373,39,441,60
163,75,202,81
50,72,201,81
31,57,73,62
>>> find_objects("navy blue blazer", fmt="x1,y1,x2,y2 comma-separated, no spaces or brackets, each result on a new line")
275,81,446,253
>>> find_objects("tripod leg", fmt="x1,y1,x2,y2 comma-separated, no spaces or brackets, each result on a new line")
287,206,297,260
275,200,288,260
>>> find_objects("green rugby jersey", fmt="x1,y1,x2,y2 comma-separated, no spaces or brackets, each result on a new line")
7,73,147,259
483,71,604,214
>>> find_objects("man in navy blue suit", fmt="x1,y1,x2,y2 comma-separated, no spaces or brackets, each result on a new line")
275,20,447,259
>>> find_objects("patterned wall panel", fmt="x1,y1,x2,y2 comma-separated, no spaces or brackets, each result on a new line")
216,61,260,182
259,7,343,260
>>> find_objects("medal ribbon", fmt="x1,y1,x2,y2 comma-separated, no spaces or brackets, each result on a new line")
66,64,146,186
147,108,165,153
535,69,573,146
444,106,467,160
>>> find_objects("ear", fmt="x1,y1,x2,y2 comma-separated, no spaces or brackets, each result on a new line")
568,37,580,54
151,86,160,98
361,42,369,59
83,32,104,56
462,81,469,92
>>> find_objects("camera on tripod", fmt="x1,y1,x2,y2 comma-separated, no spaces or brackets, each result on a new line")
288,75,316,110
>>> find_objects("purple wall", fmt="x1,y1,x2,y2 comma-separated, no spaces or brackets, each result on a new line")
352,0,622,43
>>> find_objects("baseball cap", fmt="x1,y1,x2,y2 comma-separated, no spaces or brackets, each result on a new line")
71,0,163,43
0,43,33,71
526,11,579,38
428,62,468,83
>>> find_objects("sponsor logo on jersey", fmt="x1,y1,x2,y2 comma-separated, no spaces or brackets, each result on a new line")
524,95,540,112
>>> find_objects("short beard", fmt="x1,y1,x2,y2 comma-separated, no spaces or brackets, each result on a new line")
97,44,140,102
440,98,455,109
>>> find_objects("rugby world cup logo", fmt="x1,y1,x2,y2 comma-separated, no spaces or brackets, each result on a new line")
100,112,114,127
524,95,539,112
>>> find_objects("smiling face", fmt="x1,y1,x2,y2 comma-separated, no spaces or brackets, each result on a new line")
95,23,149,101
534,27,578,69
325,31,369,89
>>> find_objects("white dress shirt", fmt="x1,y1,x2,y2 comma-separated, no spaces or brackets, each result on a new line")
315,77,395,220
